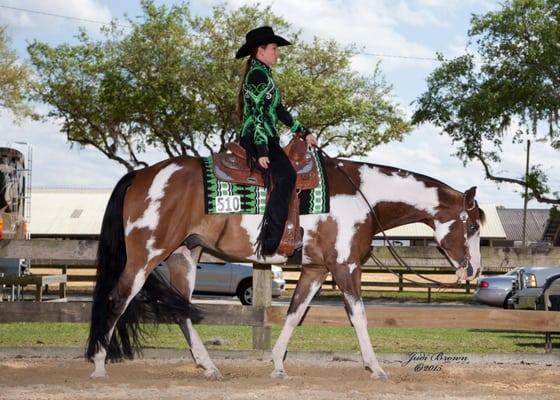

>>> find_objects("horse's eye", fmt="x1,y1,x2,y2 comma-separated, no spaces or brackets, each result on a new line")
468,223,479,234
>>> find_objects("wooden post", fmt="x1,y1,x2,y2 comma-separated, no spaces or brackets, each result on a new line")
252,263,271,351
35,283,42,302
398,273,403,292
427,287,432,303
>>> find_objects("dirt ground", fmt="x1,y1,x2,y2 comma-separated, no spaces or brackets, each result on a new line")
0,358,558,400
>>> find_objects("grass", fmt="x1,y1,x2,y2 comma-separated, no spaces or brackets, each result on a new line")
63,286,475,304
0,323,551,353
310,290,476,304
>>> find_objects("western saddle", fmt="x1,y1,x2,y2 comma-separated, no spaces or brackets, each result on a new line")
213,139,319,256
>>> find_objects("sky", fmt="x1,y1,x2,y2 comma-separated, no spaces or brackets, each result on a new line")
0,0,557,209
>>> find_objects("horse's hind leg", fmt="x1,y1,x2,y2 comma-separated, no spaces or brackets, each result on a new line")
166,245,222,380
271,265,328,379
91,264,148,378
329,263,388,380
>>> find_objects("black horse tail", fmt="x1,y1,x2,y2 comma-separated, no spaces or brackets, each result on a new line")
86,170,202,363
86,171,137,362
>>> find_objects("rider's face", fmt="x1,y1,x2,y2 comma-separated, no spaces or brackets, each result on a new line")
256,43,278,67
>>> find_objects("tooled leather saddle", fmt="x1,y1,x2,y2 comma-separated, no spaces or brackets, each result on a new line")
212,139,319,258
213,139,319,190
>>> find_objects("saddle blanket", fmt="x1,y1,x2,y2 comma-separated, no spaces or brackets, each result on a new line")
201,150,329,215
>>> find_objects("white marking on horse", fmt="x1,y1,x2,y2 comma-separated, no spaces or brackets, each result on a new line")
271,280,322,377
466,224,481,279
343,293,387,378
359,166,439,214
185,319,222,379
434,220,454,243
348,263,358,274
300,214,323,264
239,215,289,263
329,165,440,264
90,269,146,378
125,163,182,262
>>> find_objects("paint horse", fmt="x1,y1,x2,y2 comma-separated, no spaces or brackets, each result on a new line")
86,152,485,380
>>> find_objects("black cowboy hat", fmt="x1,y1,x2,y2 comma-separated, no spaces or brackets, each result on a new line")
235,26,291,59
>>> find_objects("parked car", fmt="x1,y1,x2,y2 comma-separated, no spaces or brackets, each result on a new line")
510,266,560,310
157,262,285,305
474,267,521,308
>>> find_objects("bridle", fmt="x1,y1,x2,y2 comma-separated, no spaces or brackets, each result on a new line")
455,197,477,278
316,147,476,288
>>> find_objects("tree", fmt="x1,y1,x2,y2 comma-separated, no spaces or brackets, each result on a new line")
412,0,560,204
0,26,34,122
27,0,410,171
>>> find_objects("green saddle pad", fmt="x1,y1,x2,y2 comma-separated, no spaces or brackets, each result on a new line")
200,150,329,215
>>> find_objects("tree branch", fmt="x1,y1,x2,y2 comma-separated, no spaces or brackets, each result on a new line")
474,152,560,205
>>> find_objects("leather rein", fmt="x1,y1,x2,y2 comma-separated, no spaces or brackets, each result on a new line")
316,147,474,289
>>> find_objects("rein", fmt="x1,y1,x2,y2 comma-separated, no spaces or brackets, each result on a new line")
316,147,470,289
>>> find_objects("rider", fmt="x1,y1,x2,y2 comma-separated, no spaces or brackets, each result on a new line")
235,26,318,257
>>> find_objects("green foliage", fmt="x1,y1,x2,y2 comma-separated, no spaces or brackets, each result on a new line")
412,0,560,204
0,26,34,122
27,1,409,170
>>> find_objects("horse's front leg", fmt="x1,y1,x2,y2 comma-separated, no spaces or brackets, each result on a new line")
271,265,328,379
166,245,222,380
329,263,388,380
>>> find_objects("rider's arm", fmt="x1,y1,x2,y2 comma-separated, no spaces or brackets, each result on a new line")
276,103,309,140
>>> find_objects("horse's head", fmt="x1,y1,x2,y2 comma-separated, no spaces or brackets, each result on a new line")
433,186,485,282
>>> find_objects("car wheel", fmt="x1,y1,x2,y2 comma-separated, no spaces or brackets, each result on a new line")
503,292,513,309
237,280,252,305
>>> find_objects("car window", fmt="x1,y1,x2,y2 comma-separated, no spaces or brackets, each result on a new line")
549,279,560,289
505,267,522,276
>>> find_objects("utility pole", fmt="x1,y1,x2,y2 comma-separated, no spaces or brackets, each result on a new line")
522,139,530,248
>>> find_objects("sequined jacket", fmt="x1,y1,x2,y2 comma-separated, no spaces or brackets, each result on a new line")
239,58,306,157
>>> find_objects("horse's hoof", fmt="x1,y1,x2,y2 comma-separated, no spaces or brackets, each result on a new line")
270,369,289,380
90,370,107,379
371,370,388,381
204,368,223,380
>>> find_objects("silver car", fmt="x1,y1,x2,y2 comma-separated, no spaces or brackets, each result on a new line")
157,262,285,305
195,262,285,305
474,267,521,308
510,266,560,310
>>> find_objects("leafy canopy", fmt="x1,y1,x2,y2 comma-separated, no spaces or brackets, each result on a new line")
28,1,410,171
0,26,34,122
412,0,559,204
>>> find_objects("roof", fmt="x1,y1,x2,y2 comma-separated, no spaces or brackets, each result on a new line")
30,188,110,236
374,204,506,239
30,188,507,239
496,208,550,242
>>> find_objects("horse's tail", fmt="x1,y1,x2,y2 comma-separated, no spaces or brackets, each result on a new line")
86,170,202,363
86,170,137,362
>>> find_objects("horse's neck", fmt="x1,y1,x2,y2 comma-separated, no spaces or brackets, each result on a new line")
334,160,447,232
376,204,435,233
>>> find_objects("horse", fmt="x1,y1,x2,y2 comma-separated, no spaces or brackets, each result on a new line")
86,151,485,381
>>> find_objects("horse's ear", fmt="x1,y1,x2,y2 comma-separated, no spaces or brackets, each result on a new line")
464,186,477,209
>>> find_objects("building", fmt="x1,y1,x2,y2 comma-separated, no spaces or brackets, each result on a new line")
31,188,110,239
494,208,554,247
31,188,508,246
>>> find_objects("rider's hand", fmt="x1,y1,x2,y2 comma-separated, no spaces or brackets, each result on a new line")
305,133,318,147
258,156,270,169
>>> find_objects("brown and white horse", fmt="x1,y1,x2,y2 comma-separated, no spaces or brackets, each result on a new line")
86,154,485,380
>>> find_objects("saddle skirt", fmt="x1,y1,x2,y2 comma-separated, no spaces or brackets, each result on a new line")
213,140,320,190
